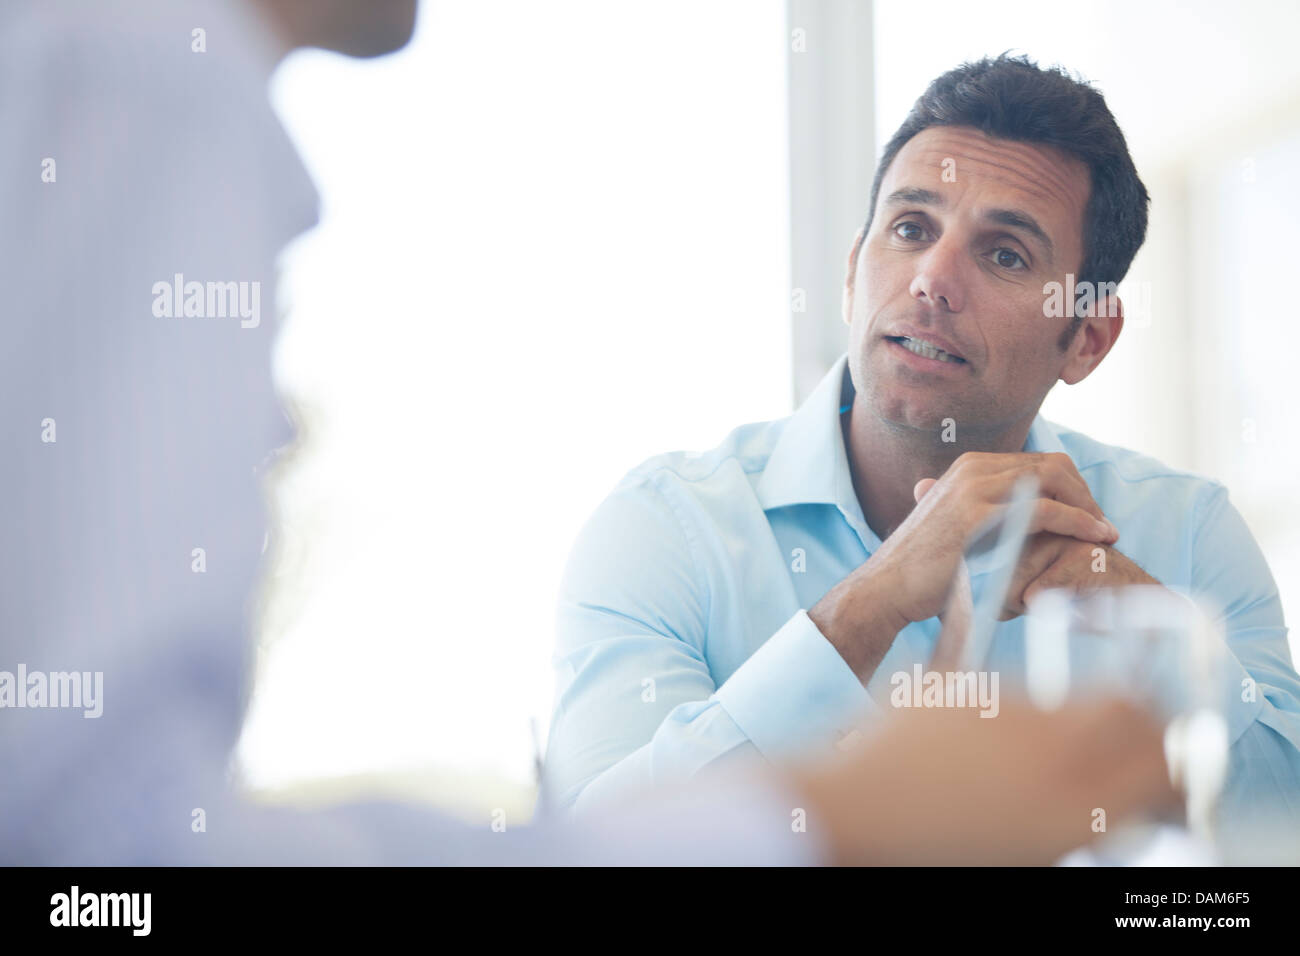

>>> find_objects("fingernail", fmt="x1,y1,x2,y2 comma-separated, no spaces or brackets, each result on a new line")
1103,519,1119,540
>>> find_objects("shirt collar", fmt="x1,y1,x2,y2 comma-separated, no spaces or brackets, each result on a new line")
756,353,868,533
1023,410,1067,455
757,350,1068,519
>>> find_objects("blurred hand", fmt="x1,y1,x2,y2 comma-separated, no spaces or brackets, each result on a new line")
791,696,1179,865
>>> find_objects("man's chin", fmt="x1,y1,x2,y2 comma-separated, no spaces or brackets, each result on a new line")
872,403,960,437
859,384,952,433
325,0,419,58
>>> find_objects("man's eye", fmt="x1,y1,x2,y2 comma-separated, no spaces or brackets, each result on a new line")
894,221,927,241
992,248,1026,269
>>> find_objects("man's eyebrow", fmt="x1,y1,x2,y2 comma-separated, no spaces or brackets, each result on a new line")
985,208,1054,261
883,187,945,208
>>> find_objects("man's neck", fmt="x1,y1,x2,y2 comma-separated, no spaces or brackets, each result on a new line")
843,401,1035,542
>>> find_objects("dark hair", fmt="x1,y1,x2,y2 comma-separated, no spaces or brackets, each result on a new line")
863,53,1149,347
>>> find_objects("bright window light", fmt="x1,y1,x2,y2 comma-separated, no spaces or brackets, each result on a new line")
236,0,792,801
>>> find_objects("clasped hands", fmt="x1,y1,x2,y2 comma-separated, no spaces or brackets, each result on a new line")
811,451,1160,682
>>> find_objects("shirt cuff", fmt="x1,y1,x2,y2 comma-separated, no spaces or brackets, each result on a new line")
712,609,872,758
1221,642,1267,748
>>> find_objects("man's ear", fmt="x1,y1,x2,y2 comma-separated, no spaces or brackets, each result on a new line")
843,227,865,326
1060,294,1123,385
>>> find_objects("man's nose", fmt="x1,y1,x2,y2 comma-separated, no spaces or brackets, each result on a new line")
908,236,966,313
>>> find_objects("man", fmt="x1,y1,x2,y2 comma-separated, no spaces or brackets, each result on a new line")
0,5,1179,866
546,55,1300,824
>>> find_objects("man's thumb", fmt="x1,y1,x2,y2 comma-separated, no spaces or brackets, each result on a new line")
913,477,938,502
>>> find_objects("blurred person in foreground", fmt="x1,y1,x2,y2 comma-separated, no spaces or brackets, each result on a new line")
0,0,1176,865
548,55,1300,826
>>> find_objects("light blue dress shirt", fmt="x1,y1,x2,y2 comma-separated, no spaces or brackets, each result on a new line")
547,353,1300,825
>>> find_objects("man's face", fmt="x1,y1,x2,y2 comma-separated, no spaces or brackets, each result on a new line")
845,125,1092,437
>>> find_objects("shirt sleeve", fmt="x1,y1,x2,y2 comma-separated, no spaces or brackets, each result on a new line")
545,473,870,815
1190,483,1300,823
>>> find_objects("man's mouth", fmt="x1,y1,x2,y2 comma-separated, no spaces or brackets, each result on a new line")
886,335,967,365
